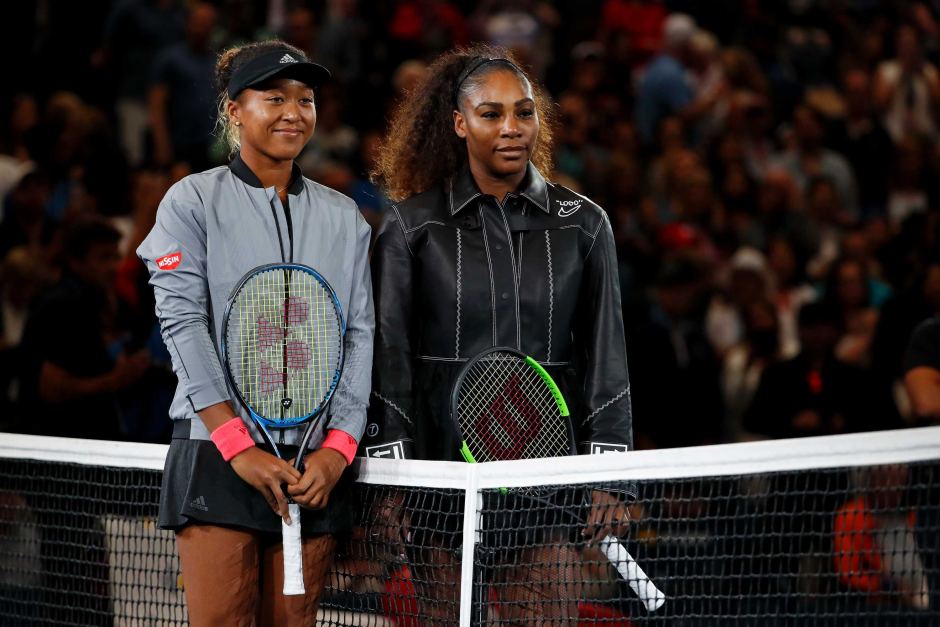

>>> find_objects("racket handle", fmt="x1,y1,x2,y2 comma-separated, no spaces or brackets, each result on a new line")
282,503,305,595
599,535,665,612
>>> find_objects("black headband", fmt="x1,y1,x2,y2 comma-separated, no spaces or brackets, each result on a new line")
452,57,525,108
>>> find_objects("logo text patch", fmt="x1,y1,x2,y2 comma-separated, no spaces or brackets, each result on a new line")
156,252,182,270
590,442,629,455
366,441,406,459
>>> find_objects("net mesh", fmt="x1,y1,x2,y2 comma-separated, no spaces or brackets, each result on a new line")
224,265,343,423
476,470,938,625
1,432,938,626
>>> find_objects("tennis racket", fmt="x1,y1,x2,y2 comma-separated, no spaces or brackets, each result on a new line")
221,263,345,596
450,346,665,612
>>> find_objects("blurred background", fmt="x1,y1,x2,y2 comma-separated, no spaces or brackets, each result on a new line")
0,0,938,448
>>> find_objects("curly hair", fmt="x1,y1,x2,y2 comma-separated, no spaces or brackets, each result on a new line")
373,45,556,202
214,39,309,156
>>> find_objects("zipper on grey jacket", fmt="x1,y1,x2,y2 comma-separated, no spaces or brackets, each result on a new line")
269,195,295,444
268,193,296,264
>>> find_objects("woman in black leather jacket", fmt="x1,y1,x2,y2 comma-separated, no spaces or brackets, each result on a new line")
364,45,636,624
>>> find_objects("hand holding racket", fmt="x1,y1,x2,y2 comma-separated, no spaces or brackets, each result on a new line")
286,447,347,509
450,347,665,612
584,488,631,544
227,435,303,519
221,263,346,596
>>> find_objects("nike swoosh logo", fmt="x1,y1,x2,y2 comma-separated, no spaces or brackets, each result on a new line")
558,206,580,217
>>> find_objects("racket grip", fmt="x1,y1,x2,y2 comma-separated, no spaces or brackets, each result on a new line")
599,535,665,612
282,503,305,595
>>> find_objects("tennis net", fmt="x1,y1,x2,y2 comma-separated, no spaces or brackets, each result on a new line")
1,427,938,625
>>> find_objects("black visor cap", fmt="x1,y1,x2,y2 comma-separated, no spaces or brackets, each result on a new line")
227,48,331,99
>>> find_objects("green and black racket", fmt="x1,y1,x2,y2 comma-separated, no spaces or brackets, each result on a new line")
450,346,665,611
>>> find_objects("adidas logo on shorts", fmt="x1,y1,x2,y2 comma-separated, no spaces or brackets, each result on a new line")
189,495,208,512
279,54,297,64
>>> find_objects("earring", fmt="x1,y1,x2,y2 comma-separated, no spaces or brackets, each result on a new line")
235,121,241,126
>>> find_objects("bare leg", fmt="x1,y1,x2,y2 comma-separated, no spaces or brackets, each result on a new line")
411,543,462,624
261,533,338,627
176,524,260,627
495,542,583,626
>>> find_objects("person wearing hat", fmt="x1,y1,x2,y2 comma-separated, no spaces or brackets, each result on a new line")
136,40,374,626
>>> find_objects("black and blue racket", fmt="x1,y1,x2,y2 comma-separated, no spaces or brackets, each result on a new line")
221,262,345,595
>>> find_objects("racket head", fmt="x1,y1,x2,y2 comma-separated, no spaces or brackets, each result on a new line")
450,346,574,463
221,263,345,428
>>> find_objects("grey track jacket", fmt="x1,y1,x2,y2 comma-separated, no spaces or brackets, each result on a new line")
137,156,374,447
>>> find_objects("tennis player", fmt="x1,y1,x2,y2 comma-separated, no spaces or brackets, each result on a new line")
137,40,373,626
364,45,635,623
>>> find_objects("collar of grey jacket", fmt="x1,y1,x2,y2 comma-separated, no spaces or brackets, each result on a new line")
229,153,305,196
448,161,550,215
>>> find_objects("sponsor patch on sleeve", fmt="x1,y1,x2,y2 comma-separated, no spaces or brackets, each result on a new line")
156,251,182,270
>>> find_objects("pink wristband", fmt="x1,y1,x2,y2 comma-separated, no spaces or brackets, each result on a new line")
210,418,256,461
321,429,358,465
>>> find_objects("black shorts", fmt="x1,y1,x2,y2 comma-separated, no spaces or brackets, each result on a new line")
158,422,356,536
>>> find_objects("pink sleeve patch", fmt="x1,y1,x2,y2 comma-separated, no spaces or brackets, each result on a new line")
156,252,182,270
322,429,359,465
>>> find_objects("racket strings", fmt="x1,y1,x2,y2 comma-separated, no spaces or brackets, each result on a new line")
462,362,552,456
225,267,342,424
457,354,570,462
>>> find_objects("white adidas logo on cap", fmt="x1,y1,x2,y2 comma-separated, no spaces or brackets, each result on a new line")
279,53,297,64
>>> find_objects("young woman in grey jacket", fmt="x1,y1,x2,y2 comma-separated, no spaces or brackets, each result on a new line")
137,40,373,626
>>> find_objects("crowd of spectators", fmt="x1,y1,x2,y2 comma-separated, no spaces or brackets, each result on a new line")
0,0,938,448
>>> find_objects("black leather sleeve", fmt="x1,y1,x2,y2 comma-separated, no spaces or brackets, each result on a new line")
574,211,637,499
360,209,417,459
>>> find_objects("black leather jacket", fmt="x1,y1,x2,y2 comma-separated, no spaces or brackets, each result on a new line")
362,163,635,491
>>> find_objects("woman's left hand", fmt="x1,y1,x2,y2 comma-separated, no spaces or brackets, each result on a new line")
582,489,631,545
287,448,347,509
